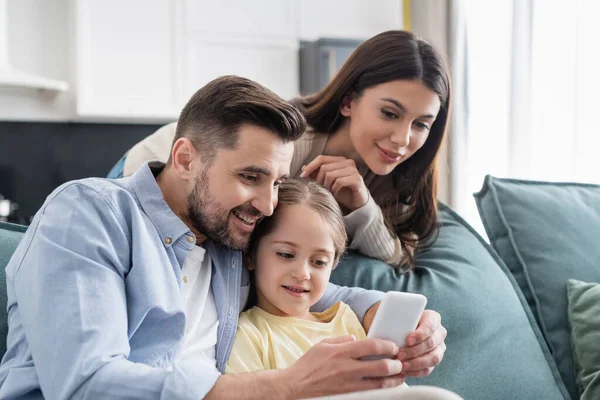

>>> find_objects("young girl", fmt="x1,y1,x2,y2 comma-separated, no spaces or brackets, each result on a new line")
224,179,405,392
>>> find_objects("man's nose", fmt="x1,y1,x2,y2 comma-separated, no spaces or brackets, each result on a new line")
251,186,276,217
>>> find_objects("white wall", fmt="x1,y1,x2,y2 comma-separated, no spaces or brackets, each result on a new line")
0,0,402,123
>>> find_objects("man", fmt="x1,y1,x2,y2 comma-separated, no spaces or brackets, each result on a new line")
0,76,447,399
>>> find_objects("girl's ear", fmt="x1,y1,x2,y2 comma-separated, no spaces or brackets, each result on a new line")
340,92,354,117
247,261,256,271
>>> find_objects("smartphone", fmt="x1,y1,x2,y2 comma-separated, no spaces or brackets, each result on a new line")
363,291,427,359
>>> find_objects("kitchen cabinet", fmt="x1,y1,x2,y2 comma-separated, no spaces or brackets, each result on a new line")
0,0,402,123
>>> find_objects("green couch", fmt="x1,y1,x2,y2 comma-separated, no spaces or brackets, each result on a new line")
2,175,599,399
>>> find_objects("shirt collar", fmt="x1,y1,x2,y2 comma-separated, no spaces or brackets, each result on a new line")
130,161,192,247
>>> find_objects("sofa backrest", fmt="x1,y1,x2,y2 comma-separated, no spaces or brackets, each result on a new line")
0,222,27,357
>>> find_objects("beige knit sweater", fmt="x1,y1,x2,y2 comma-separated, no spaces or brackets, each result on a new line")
123,123,403,264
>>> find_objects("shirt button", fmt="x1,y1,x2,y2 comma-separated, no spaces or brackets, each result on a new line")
183,276,188,283
187,235,195,243
164,237,172,245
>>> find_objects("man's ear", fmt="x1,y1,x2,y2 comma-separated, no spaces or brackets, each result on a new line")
340,92,354,117
170,138,198,180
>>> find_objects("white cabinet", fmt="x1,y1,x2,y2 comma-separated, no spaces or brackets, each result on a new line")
182,0,299,102
74,0,183,122
0,0,402,123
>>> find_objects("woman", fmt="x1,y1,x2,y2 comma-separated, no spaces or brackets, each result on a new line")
111,30,451,269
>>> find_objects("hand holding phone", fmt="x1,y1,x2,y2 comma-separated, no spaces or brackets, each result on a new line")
363,291,427,360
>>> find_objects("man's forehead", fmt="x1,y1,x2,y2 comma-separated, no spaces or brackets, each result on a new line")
227,142,294,177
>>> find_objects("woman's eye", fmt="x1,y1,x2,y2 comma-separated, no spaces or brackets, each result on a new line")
381,109,398,119
415,121,431,131
276,252,294,259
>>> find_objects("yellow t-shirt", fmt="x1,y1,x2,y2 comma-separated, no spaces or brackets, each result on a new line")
226,301,366,373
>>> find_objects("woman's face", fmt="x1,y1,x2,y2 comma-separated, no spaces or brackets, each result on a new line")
342,80,442,176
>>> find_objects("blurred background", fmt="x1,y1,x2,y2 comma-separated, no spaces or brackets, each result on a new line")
0,0,598,232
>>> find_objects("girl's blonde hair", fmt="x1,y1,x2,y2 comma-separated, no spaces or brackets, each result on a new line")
246,179,347,268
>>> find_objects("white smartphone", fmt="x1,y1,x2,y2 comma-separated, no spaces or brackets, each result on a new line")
363,291,427,359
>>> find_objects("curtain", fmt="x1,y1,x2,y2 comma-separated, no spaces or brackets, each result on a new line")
407,0,468,212
412,0,600,230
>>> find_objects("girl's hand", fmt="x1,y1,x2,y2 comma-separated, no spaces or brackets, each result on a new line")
299,155,369,212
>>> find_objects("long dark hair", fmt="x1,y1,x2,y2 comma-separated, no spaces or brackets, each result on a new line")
293,30,451,269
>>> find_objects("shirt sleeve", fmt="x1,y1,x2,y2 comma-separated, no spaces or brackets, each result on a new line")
12,183,220,400
311,283,383,324
344,194,402,264
226,322,266,374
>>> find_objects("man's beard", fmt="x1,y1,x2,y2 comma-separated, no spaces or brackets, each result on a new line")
186,170,259,250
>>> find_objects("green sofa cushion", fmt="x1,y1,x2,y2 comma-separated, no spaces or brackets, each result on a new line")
474,175,600,399
567,279,600,400
0,222,27,357
331,205,569,400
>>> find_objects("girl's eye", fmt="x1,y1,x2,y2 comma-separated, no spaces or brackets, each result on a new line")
313,259,329,267
276,252,294,259
381,109,399,119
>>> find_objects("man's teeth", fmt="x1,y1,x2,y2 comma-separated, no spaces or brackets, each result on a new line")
233,211,256,224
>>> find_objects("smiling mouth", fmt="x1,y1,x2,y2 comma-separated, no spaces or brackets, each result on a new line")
376,145,402,159
232,210,261,226
282,285,309,293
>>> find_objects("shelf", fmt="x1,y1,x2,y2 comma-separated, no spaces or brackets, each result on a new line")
0,67,68,92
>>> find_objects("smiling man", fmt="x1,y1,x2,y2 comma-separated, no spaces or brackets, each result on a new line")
0,76,446,400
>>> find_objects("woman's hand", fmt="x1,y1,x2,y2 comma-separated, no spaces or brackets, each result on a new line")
299,155,370,212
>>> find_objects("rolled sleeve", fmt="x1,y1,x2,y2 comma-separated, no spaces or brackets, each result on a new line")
312,283,383,324
343,195,399,263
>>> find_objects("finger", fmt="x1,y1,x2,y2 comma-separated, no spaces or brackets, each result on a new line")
404,310,442,347
299,155,347,178
400,342,446,374
351,358,403,378
399,367,435,378
331,175,364,196
345,338,399,360
315,160,356,186
322,335,357,345
398,325,447,361
323,166,359,191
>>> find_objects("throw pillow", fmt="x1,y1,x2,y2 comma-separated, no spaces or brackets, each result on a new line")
566,279,600,400
475,175,600,399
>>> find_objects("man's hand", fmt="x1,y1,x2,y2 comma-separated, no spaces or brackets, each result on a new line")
286,335,405,398
206,335,405,400
364,303,447,378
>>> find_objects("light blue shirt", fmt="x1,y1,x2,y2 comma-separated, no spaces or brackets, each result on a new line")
0,163,383,400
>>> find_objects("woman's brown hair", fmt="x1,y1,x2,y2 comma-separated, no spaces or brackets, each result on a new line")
293,30,451,269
